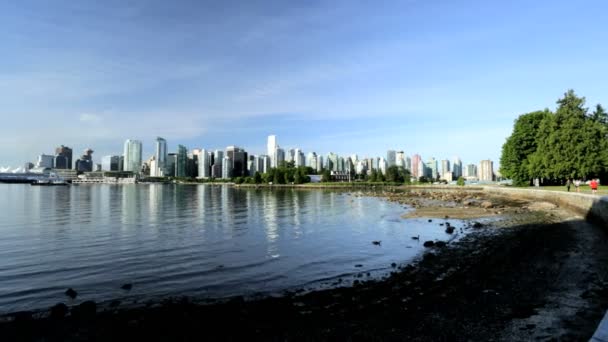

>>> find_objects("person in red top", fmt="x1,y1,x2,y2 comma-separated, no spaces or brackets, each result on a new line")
590,179,598,194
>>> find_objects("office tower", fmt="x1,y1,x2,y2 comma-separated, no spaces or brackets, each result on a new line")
55,145,73,169
275,148,285,167
466,164,477,178
294,149,305,167
259,155,271,173
355,160,366,175
166,153,176,176
222,156,232,179
211,150,224,178
411,154,421,178
379,158,388,175
247,155,256,175
175,145,187,177
441,160,450,175
317,156,324,172
197,149,211,178
306,152,317,170
267,135,277,167
101,155,120,171
452,157,462,178
405,156,412,172
395,151,406,168
226,146,248,177
351,154,358,163
123,139,143,172
155,137,168,176
286,148,295,163
186,151,198,178
74,149,94,172
425,157,438,179
386,150,396,167
479,159,494,181
36,154,54,168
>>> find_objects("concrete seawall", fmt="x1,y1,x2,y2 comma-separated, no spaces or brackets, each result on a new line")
483,186,608,225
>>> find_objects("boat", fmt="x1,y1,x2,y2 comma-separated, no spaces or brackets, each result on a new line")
31,179,68,186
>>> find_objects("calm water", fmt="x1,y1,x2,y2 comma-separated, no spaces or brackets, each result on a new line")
0,184,465,313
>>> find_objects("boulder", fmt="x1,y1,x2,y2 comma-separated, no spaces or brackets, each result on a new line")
435,241,447,248
480,201,494,209
423,240,435,248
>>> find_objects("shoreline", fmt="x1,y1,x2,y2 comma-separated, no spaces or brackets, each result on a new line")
1,189,607,340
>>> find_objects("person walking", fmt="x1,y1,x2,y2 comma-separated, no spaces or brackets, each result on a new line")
590,179,598,194
566,179,572,192
574,179,581,192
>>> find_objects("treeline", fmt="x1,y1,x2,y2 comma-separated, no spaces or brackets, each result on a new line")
500,90,608,186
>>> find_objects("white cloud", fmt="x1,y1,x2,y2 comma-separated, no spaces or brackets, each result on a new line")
79,113,102,123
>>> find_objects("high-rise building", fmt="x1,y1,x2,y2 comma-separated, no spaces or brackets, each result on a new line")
452,157,462,178
267,135,277,167
175,145,188,177
211,150,224,178
379,158,388,175
226,146,248,177
441,159,450,175
101,155,120,171
286,148,295,163
154,137,168,177
54,155,69,169
123,139,142,172
197,149,211,179
55,145,73,169
412,154,422,178
425,157,438,180
386,150,396,167
294,148,305,167
275,148,285,167
317,156,324,172
75,149,94,172
36,154,54,168
186,151,198,178
479,159,494,182
405,156,412,172
465,164,478,178
166,153,177,177
222,156,233,179
306,152,318,170
395,151,406,168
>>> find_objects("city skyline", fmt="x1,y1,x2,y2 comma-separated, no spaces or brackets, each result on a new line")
4,1,608,166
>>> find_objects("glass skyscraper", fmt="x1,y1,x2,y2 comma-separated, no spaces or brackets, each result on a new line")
123,139,142,172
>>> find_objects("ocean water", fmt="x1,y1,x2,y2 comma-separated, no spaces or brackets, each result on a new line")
0,184,465,313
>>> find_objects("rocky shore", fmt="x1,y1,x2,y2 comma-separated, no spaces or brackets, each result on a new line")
2,189,607,341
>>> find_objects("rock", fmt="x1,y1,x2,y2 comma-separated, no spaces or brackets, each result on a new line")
50,303,69,319
428,219,432,222
527,201,558,211
480,201,493,208
445,226,455,234
121,283,133,291
65,288,78,299
463,200,474,206
423,240,435,248
472,221,483,228
391,263,397,268
435,241,447,248
72,300,96,319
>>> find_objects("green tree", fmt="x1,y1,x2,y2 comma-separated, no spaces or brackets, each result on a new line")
457,176,465,186
591,104,608,125
499,109,552,186
294,171,302,184
418,176,429,183
321,169,331,182
253,172,262,184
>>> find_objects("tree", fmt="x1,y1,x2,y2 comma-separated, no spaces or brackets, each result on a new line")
457,176,465,186
369,169,377,182
321,169,331,182
499,109,552,186
294,171,302,184
591,104,608,125
418,176,429,183
253,172,262,184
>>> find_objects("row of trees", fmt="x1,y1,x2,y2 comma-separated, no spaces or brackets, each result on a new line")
500,90,608,186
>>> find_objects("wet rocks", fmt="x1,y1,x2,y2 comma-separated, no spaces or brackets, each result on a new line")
65,288,78,299
445,226,455,234
472,221,484,228
423,241,435,248
481,201,494,209
435,241,447,248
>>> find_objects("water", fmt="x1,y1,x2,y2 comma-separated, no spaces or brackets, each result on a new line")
0,184,465,314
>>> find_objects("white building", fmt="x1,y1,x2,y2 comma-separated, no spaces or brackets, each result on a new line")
154,137,168,176
222,156,232,179
267,135,277,167
294,148,305,167
197,149,211,179
123,139,142,172
379,158,388,175
479,160,494,182
36,154,54,168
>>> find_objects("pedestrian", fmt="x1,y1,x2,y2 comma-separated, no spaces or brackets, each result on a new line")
590,178,599,194
566,179,572,192
574,179,581,192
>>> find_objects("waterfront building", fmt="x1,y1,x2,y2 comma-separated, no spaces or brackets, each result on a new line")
327,153,339,172
154,137,168,176
286,149,295,163
466,164,477,178
275,148,285,167
54,155,69,169
175,145,188,177
452,157,462,178
351,154,358,163
186,151,198,178
226,146,248,177
443,172,453,182
306,152,318,170
479,159,494,182
36,154,54,168
405,156,412,172
441,159,450,175
55,145,73,169
211,150,224,178
395,151,406,169
222,156,233,179
165,153,176,177
101,155,120,171
197,149,211,179
294,149,305,167
386,150,396,167
267,135,277,167
260,155,271,173
24,162,34,172
355,160,366,175
425,157,438,180
412,154,421,178
317,156,323,172
379,158,388,175
123,139,142,173
75,149,94,173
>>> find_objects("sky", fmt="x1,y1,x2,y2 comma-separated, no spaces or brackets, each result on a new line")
2,0,608,169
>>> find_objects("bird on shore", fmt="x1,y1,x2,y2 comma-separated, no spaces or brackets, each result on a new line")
372,240,382,246
411,235,420,240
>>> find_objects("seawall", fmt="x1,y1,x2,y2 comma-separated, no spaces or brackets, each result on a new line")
482,186,608,225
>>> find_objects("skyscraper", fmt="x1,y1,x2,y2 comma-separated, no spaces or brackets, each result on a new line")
55,145,73,169
479,160,494,182
425,157,438,179
154,137,168,177
226,146,248,177
452,157,462,178
441,159,450,175
36,154,54,168
123,139,143,172
294,148,305,167
222,156,233,179
75,149,94,172
395,151,406,168
386,150,396,167
101,155,120,171
176,145,187,177
211,150,224,178
412,154,422,178
267,135,277,167
197,149,211,179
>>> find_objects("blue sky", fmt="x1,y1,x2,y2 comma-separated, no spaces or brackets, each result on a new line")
2,0,608,168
